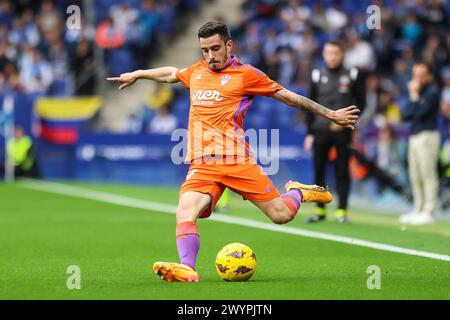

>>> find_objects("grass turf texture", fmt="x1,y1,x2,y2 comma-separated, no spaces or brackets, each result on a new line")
0,182,449,299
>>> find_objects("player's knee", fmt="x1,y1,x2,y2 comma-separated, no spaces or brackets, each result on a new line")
272,215,294,224
270,205,295,224
176,205,197,223
278,212,295,224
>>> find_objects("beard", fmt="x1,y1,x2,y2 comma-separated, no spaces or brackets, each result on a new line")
210,64,222,72
208,52,229,72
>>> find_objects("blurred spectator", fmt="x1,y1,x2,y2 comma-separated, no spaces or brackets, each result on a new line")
378,92,401,125
70,38,95,96
95,16,125,49
297,27,318,60
293,58,312,90
242,23,260,53
109,3,139,34
127,110,145,134
277,46,297,86
147,83,174,110
441,67,450,119
0,60,21,93
139,0,159,60
262,27,278,58
47,37,70,95
445,33,450,65
421,0,448,32
370,27,394,74
344,30,376,71
280,0,311,33
0,23,9,43
261,52,279,81
400,62,441,225
401,12,423,47
8,13,39,48
148,105,177,134
19,47,53,94
392,58,411,97
37,0,62,36
359,73,381,126
352,12,370,40
440,66,450,141
5,125,40,178
0,38,15,69
140,0,159,39
376,121,402,178
275,23,302,53
0,0,13,28
13,0,41,16
421,34,447,72
65,16,95,50
241,41,263,68
325,2,347,34
309,3,328,33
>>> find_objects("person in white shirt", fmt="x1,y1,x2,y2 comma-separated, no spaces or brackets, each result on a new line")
148,105,177,134
344,31,376,72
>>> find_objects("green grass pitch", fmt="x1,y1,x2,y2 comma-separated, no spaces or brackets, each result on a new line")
0,181,449,300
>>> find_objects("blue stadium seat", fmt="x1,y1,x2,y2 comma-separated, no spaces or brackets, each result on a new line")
105,48,136,76
48,79,72,97
154,8,176,37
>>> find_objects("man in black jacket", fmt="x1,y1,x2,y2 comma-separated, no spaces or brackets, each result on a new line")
399,62,441,225
304,40,364,223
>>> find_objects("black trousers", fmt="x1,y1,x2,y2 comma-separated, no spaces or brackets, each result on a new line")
0,162,40,179
312,129,352,210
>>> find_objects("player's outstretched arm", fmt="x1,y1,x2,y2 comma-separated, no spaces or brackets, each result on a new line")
272,88,360,130
106,67,179,90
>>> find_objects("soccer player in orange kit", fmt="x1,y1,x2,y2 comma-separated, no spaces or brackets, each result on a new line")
107,22,359,282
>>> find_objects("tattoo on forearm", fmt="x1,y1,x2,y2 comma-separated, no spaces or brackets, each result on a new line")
294,95,331,119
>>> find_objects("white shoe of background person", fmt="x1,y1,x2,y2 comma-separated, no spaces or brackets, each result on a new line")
408,212,435,225
399,211,419,224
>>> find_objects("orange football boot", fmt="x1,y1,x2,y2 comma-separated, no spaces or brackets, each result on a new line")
285,180,332,204
153,262,199,282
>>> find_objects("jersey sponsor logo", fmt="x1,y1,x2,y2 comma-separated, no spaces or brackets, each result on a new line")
194,74,202,80
191,90,223,102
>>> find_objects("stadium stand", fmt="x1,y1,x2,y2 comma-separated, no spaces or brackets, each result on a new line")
1,0,450,209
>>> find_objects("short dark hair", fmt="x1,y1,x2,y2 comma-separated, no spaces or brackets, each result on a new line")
197,21,231,43
324,40,345,52
414,61,434,75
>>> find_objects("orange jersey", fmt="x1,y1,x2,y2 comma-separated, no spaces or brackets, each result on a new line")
175,57,283,163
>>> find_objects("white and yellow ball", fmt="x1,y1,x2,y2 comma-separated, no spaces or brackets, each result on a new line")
215,243,256,281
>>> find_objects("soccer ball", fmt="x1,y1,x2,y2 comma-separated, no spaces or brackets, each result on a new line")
215,243,256,281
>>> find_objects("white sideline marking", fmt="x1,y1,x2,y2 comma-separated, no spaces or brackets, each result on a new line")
19,180,450,262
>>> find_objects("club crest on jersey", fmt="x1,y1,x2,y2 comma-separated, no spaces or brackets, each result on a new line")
221,75,231,86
